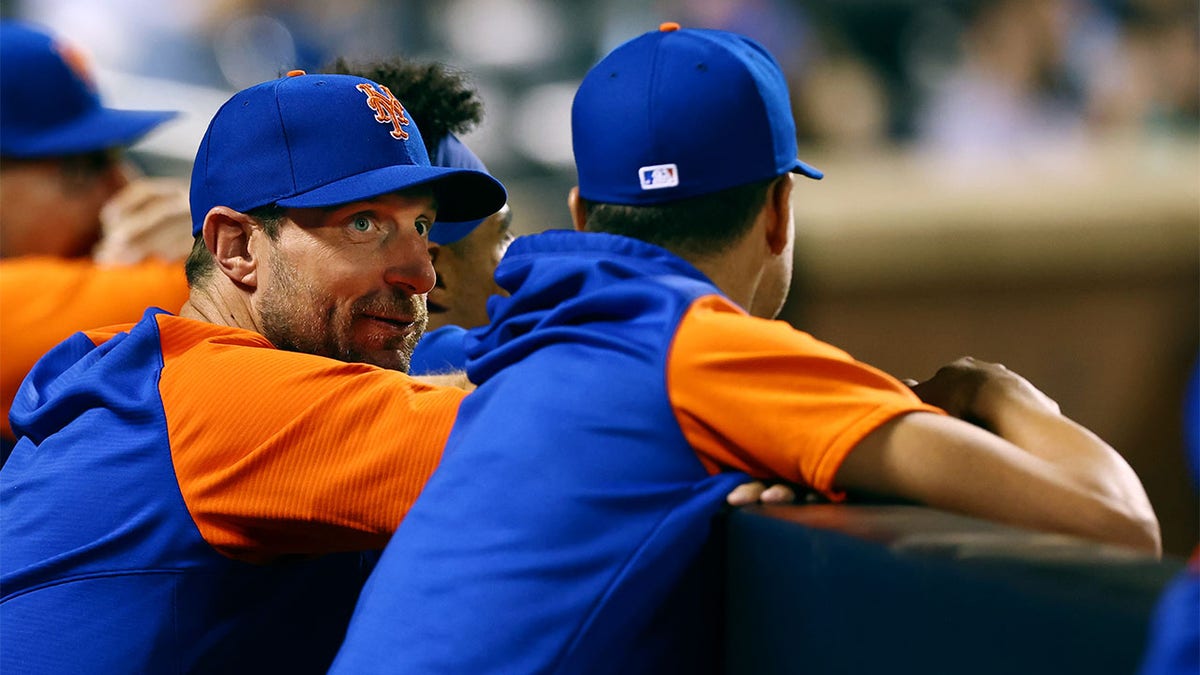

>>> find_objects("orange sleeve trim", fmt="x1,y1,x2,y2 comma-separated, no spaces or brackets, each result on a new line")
0,257,190,440
155,314,465,563
667,295,944,499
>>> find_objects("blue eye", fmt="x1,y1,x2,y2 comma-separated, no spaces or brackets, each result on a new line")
351,216,372,232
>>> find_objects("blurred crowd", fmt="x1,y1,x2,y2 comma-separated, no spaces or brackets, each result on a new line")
6,0,1197,180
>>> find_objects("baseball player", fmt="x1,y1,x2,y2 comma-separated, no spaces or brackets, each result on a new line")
324,57,513,374
1,70,506,673
330,24,1160,674
0,21,192,457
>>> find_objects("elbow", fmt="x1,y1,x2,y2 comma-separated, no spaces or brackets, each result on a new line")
1130,512,1163,558
1100,503,1162,557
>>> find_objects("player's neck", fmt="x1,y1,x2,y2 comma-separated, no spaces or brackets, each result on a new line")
684,235,763,314
178,282,262,335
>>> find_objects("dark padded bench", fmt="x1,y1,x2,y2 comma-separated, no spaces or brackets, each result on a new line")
723,504,1184,675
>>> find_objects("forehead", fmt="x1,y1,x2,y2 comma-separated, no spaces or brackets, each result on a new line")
333,187,437,212
286,188,437,225
276,186,436,234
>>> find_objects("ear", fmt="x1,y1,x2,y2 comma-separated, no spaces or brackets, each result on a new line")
763,174,794,256
202,206,262,289
567,186,587,232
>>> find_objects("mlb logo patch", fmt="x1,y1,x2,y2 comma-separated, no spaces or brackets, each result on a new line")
639,164,679,190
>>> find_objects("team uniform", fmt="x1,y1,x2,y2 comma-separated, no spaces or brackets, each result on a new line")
330,231,943,673
0,257,190,451
0,308,463,673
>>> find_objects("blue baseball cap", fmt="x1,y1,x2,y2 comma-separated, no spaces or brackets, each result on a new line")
0,21,177,158
572,23,821,206
189,71,507,236
428,133,498,245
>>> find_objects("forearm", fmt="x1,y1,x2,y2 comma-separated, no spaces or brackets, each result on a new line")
899,358,1161,553
838,412,1162,554
969,374,1156,542
982,387,1157,529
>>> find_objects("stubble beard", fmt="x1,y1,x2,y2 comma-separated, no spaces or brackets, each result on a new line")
258,254,428,372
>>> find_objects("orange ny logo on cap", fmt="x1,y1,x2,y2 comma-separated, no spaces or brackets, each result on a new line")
356,83,410,140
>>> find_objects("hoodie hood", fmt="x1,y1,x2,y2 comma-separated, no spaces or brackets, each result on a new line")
9,308,171,445
464,230,717,385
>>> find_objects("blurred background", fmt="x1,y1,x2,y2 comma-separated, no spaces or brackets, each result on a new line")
4,0,1197,554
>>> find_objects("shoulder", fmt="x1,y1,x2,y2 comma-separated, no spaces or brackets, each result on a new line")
673,294,853,360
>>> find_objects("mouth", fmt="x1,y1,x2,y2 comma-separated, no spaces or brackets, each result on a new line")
360,312,417,333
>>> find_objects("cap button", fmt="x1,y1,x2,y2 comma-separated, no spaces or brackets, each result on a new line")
659,21,680,32
286,69,307,77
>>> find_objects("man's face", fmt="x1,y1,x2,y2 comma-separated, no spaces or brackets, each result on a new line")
426,203,513,331
0,151,129,259
255,190,437,372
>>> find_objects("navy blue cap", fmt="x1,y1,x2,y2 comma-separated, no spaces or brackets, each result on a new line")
428,133,496,245
189,71,507,236
0,21,177,158
572,23,821,206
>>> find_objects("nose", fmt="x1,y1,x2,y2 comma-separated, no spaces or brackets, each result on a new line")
383,229,436,294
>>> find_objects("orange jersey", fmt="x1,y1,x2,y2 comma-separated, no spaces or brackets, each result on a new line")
0,256,190,441
2,309,466,672
670,294,939,493
6,310,465,560
152,313,465,559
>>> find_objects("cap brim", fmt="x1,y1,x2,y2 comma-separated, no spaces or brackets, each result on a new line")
1,107,177,157
429,218,486,245
276,164,507,223
791,158,824,180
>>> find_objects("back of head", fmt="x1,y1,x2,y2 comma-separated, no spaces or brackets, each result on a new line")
0,21,176,158
570,23,821,256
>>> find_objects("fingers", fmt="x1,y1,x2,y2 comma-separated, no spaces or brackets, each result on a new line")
100,178,187,227
725,481,798,506
725,482,765,506
95,178,194,265
906,356,1063,422
759,483,796,504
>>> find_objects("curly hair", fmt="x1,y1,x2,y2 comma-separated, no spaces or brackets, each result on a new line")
323,57,483,156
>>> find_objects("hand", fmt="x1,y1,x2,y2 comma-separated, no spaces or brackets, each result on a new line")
905,357,1060,428
93,178,194,265
726,481,797,506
